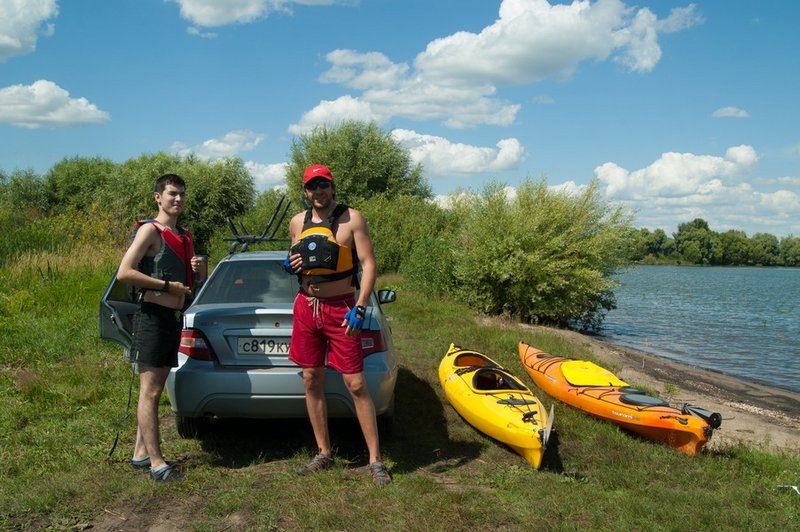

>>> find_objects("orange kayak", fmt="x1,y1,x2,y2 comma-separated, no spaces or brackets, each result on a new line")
518,341,721,456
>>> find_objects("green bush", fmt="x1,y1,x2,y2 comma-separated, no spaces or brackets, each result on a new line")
176,157,256,252
0,169,49,213
43,156,117,213
35,153,256,253
358,194,451,274
428,179,634,328
399,232,456,295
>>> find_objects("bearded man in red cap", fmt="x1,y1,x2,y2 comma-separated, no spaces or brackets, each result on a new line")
284,164,391,486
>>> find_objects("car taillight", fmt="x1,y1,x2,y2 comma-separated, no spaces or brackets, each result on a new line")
360,330,385,357
179,329,217,361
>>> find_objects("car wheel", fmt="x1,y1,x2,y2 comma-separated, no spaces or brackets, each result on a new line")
377,394,395,438
175,415,208,439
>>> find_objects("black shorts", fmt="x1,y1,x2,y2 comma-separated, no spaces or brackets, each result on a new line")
130,302,181,368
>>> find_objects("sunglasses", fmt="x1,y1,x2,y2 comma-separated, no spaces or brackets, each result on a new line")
305,180,332,191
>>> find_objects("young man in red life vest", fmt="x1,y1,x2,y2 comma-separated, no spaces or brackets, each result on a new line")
285,164,391,486
116,173,201,482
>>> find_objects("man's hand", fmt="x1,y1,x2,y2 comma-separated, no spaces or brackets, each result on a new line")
342,305,366,336
283,253,301,274
282,255,293,274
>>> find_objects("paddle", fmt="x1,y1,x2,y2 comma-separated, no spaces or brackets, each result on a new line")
542,404,555,449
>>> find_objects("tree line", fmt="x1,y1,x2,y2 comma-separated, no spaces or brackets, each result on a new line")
629,218,800,267
3,121,795,330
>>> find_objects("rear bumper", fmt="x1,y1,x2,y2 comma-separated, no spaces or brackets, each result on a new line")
165,353,397,419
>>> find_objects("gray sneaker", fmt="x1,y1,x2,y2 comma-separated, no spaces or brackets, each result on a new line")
369,461,392,486
296,453,334,475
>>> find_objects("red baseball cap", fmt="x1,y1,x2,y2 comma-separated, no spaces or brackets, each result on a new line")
302,164,334,184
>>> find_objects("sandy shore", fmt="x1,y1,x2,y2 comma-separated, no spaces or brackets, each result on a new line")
518,323,800,452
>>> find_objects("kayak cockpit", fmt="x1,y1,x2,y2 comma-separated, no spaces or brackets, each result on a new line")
472,368,528,392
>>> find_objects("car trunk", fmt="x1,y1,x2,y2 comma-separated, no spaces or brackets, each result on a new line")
184,303,295,367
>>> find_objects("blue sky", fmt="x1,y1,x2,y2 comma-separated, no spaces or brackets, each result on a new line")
1,0,798,237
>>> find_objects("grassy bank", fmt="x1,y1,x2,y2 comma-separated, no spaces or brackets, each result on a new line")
1,253,799,531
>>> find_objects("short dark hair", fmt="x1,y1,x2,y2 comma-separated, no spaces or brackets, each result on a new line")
155,173,186,193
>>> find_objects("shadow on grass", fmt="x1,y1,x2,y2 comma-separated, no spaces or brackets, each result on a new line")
383,367,482,474
195,416,317,469
540,429,564,473
192,366,482,473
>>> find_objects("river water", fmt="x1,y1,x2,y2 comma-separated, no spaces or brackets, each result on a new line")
600,265,800,393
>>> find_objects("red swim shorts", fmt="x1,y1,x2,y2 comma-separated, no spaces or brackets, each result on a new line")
289,290,363,374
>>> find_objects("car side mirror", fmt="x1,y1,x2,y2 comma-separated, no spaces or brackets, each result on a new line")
377,289,396,304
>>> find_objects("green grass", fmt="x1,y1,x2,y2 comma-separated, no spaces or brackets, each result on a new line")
1,256,799,531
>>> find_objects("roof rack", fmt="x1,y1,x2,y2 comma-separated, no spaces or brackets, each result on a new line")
224,194,292,253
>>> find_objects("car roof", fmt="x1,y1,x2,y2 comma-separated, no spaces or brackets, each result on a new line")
220,251,287,262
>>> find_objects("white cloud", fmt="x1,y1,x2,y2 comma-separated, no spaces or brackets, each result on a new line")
414,0,701,80
613,4,703,72
712,106,749,118
595,145,758,199
655,4,704,33
417,0,620,84
724,144,758,167
244,161,288,190
288,95,383,135
0,0,58,62
320,49,409,90
0,80,110,128
594,146,800,236
291,49,520,132
168,0,344,27
295,0,702,132
549,180,587,196
170,130,288,191
171,130,265,159
168,0,275,27
187,26,218,38
391,129,526,176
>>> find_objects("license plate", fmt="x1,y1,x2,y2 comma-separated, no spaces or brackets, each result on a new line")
237,337,290,355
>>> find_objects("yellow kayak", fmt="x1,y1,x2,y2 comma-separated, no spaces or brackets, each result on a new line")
439,343,553,468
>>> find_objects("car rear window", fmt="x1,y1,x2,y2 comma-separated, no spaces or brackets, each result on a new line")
197,260,297,305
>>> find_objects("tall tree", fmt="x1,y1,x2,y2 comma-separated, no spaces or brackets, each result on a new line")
779,236,800,267
43,156,116,212
750,233,781,266
286,121,431,204
674,218,721,264
718,230,751,265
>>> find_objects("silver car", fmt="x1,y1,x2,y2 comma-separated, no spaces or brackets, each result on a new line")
100,250,398,438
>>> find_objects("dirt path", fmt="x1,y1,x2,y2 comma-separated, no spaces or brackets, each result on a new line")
518,323,800,452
